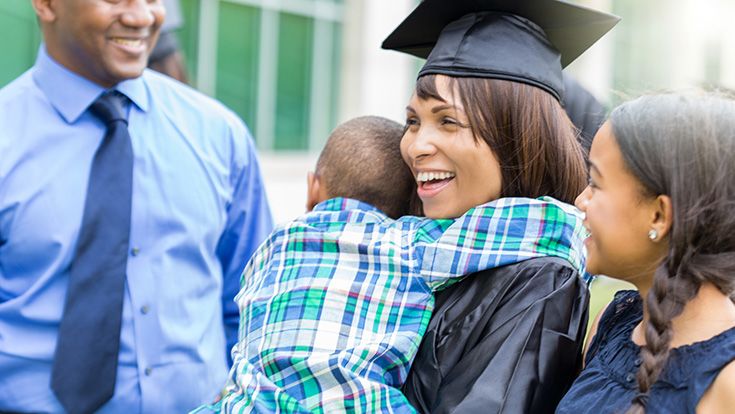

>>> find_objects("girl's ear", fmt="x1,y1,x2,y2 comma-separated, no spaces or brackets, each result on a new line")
650,194,673,241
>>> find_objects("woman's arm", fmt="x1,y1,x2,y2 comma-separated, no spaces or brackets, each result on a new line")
403,257,589,414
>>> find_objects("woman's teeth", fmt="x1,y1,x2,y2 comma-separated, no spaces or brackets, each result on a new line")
416,171,455,182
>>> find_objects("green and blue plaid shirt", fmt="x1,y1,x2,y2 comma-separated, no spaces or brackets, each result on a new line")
207,197,587,413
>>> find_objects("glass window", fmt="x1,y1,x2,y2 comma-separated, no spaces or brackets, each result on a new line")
215,3,261,134
328,22,343,147
275,12,314,150
178,0,201,82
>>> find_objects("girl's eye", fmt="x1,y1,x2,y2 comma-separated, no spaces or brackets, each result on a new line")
588,177,599,190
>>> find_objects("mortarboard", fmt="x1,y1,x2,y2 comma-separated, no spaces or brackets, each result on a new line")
382,0,620,101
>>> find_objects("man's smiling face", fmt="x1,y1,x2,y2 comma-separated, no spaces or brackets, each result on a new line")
39,0,165,87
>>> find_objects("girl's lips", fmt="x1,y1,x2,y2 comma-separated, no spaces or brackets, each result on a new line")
417,177,454,199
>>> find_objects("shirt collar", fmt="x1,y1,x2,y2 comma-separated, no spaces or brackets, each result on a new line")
32,46,150,124
313,198,385,214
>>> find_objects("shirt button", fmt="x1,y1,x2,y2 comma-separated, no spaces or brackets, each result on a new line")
634,358,643,366
131,247,141,257
140,305,150,315
626,373,636,382
144,367,153,376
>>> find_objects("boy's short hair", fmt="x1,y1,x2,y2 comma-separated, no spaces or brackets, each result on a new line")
316,116,415,218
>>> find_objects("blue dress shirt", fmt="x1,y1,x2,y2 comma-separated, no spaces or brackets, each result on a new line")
0,48,274,413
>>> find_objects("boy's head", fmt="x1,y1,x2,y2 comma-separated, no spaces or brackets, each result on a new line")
307,116,415,219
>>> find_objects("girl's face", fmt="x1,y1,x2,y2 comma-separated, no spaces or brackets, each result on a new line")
575,122,667,285
401,75,502,219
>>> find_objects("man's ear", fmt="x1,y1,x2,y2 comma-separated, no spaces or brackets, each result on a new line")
650,194,673,241
31,0,57,23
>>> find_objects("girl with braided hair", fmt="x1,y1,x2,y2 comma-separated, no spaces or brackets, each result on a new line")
556,92,735,414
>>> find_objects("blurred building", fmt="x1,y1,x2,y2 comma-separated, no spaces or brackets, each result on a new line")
174,0,421,153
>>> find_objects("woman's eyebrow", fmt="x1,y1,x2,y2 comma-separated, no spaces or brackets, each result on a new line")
431,104,462,114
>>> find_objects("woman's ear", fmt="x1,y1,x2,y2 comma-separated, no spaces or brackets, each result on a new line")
650,194,673,241
31,0,57,23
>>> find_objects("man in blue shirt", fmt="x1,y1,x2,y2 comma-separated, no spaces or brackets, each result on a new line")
0,0,273,412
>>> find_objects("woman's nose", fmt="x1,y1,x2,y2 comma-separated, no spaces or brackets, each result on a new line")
404,129,437,162
575,187,590,212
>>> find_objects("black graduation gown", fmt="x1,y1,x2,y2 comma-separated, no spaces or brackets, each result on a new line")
402,257,589,414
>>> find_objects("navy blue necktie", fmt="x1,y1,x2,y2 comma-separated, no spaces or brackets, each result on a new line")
51,91,134,414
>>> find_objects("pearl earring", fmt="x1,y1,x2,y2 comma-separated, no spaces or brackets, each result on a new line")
648,229,658,241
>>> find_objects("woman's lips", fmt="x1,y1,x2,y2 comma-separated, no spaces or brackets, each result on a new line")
417,177,454,199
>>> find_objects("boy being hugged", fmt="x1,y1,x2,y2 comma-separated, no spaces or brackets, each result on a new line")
201,116,587,413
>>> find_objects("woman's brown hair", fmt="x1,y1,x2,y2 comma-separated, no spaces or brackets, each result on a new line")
414,74,587,205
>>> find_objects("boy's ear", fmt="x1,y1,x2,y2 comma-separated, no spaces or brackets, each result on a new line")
306,171,323,212
31,0,57,23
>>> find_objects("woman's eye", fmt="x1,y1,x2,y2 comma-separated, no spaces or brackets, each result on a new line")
441,117,457,126
441,117,470,129
403,118,419,134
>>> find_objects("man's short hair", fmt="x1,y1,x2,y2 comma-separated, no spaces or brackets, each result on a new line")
316,116,415,219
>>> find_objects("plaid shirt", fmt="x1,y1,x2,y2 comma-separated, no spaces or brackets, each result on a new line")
205,197,587,414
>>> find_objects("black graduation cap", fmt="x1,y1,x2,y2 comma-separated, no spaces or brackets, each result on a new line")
382,0,620,101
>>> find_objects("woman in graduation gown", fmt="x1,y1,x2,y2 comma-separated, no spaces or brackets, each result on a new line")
382,1,620,412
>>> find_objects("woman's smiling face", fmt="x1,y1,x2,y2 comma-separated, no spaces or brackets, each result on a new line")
401,75,502,219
